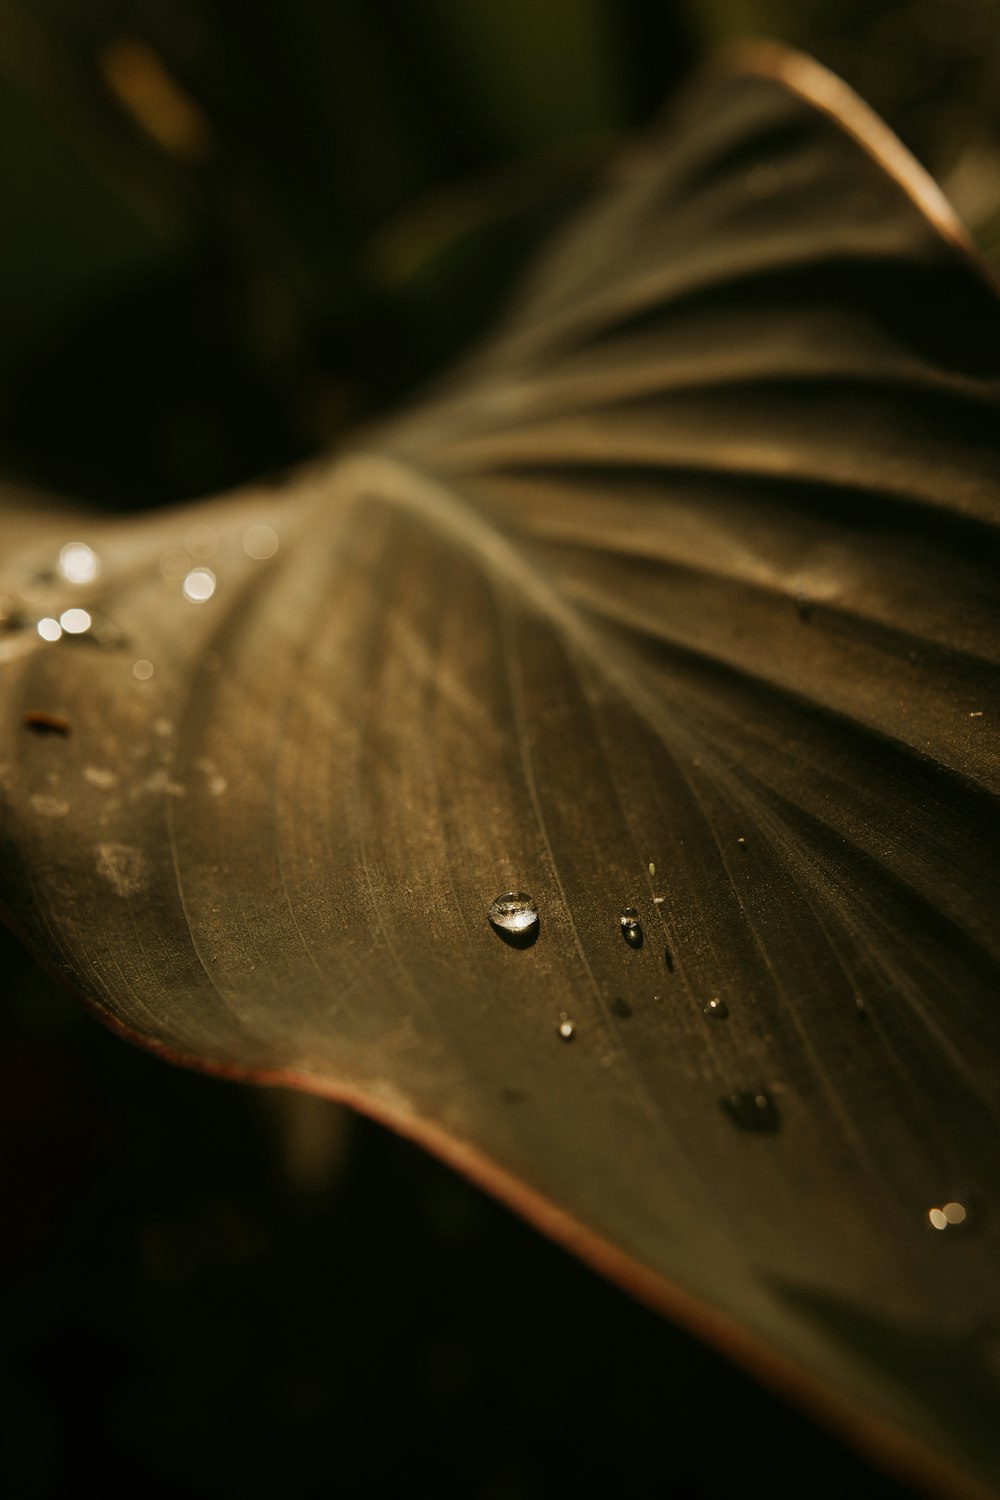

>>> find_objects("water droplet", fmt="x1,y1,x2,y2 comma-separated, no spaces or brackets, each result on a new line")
243,524,279,560
721,1089,780,1133
37,617,62,642
929,1201,968,1230
736,836,746,848
132,658,154,681
59,607,92,636
58,541,100,585
182,567,216,602
488,891,538,933
620,907,643,947
704,997,728,1019
969,711,984,719
610,996,632,1019
488,891,539,936
556,1012,576,1042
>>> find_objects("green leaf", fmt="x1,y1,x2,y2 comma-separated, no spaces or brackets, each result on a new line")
2,44,999,1498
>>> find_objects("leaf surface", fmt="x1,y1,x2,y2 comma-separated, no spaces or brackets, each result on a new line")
2,44,999,1498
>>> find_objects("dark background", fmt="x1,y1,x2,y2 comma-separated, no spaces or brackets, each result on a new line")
2,3,998,1496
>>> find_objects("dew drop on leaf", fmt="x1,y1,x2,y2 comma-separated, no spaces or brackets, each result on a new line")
620,907,643,947
182,567,216,602
488,891,538,935
556,1012,576,1042
59,607,92,636
929,1201,968,1231
704,997,728,1019
721,1089,781,1134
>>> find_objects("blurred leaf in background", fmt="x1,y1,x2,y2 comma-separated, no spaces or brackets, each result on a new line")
2,4,1000,1498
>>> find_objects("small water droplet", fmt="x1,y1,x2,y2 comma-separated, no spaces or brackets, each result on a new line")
929,1201,968,1230
182,567,216,602
704,997,728,1019
721,1089,780,1133
58,541,100,586
243,524,279,560
736,836,746,848
132,658,154,681
37,617,62,642
610,996,632,1019
620,907,643,947
59,607,92,636
488,891,539,936
556,1012,576,1042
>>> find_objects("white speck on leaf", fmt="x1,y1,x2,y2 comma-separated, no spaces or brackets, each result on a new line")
96,842,149,896
30,794,69,817
84,766,118,789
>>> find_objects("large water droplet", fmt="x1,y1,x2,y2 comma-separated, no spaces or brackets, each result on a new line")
620,907,643,947
556,1012,576,1042
488,891,538,937
37,617,62,642
721,1089,780,1133
58,541,100,586
704,997,728,1019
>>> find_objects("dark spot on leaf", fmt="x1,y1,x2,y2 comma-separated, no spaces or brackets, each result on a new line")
23,711,71,736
